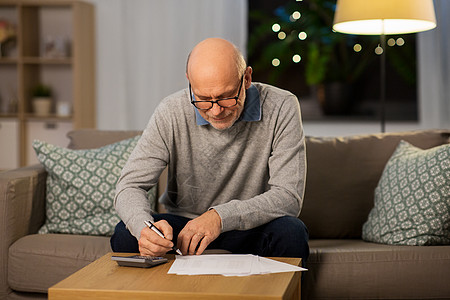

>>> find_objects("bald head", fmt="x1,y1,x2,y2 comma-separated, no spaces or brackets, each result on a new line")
186,38,246,84
185,38,252,131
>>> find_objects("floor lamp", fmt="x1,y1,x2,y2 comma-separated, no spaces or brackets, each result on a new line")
332,0,436,133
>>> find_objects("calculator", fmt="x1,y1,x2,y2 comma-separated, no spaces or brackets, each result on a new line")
111,255,168,268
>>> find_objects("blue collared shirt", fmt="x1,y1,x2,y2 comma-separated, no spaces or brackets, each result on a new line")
194,84,261,126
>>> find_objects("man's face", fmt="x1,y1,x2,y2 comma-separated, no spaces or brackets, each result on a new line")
191,76,246,131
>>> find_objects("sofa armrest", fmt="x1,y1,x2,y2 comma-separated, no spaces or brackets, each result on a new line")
0,164,47,297
0,164,47,252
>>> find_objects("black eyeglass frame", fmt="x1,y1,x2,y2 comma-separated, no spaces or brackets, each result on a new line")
189,75,244,110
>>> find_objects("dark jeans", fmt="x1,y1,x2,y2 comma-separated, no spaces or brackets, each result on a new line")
110,214,309,260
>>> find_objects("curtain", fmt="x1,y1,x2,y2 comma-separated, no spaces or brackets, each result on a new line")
86,0,247,130
418,0,450,129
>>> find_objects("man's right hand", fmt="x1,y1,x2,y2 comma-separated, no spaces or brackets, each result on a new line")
138,220,174,256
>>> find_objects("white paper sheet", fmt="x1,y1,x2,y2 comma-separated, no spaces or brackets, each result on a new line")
167,254,307,276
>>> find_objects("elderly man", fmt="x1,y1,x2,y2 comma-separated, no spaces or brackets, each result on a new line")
111,38,309,260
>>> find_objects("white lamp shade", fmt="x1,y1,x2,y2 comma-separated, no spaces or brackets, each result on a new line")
333,0,436,35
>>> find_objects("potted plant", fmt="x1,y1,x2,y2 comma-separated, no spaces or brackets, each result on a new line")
31,83,53,116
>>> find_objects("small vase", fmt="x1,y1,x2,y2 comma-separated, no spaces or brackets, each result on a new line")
33,97,52,116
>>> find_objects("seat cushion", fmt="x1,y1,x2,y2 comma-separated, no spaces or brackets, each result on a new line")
8,234,111,293
304,239,450,299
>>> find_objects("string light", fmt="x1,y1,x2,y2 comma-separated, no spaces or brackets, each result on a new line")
278,31,286,40
292,11,301,20
396,37,405,46
375,45,383,55
387,38,396,46
353,44,362,52
272,58,280,67
292,54,301,63
298,31,307,40
272,23,281,32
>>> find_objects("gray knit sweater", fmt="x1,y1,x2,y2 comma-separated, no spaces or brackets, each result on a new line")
115,83,306,239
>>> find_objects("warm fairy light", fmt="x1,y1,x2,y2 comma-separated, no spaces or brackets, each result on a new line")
298,31,307,40
278,31,286,40
272,58,280,67
396,37,405,46
387,38,396,46
353,44,362,52
272,23,281,32
292,54,301,63
292,11,301,20
375,45,383,55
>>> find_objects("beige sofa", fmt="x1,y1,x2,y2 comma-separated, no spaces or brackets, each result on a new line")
1,129,449,300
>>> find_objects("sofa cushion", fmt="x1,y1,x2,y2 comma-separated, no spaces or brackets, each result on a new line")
304,239,450,299
8,234,111,293
33,136,147,236
300,130,450,239
362,141,450,245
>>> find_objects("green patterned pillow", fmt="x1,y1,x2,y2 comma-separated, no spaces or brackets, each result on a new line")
33,136,156,236
362,140,450,245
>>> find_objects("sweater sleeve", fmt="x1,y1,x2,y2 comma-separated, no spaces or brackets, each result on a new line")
211,95,306,232
114,106,170,240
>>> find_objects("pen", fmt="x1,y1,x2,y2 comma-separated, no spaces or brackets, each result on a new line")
144,220,183,255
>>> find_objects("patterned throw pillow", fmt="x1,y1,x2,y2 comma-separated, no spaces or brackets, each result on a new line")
362,140,450,245
33,136,156,236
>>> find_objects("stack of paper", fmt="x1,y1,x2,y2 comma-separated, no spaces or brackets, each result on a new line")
167,254,307,276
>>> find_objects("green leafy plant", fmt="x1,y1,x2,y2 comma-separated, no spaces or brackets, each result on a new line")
32,84,52,98
248,0,418,88
248,0,379,86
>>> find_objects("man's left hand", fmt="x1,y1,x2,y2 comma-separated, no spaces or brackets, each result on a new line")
177,209,222,255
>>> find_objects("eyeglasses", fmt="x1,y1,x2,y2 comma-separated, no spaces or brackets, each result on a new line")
189,75,244,110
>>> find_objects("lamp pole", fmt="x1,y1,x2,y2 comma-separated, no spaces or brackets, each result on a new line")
380,32,386,133
332,0,437,133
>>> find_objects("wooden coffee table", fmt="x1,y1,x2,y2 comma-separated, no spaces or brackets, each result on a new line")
49,252,302,300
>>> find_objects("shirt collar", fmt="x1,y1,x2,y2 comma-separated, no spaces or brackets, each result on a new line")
194,84,261,126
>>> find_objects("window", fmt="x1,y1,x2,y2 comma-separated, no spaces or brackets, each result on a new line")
248,0,418,121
